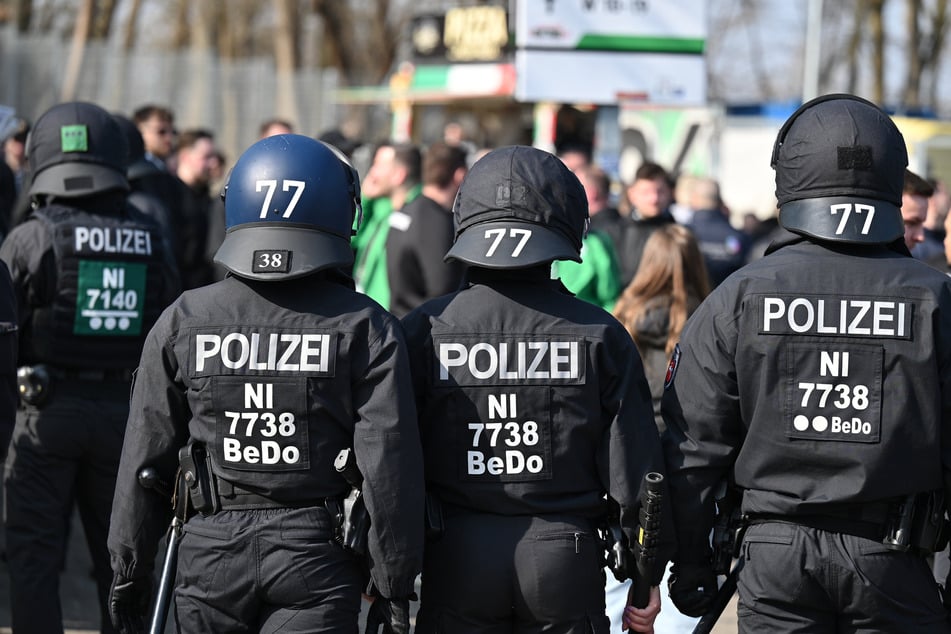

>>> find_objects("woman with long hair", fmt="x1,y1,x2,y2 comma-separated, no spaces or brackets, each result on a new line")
613,224,711,433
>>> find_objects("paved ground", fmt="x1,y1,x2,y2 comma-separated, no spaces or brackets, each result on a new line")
0,509,739,633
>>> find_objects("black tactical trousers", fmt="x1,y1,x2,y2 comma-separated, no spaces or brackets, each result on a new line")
738,521,951,633
4,379,129,634
174,506,364,633
415,511,610,634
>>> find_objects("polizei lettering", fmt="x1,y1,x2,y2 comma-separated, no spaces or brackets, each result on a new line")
436,337,585,386
74,226,152,255
760,296,912,339
194,331,335,375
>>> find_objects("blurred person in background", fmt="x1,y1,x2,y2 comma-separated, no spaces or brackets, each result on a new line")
901,169,933,253
610,223,710,633
914,177,949,268
615,162,677,287
174,128,219,289
3,118,29,197
555,162,623,311
352,141,422,309
686,177,750,289
385,141,467,318
258,117,294,139
132,104,175,172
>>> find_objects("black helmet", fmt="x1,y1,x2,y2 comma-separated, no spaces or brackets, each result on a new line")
771,94,908,244
214,134,362,281
445,145,588,268
28,101,129,197
112,113,156,180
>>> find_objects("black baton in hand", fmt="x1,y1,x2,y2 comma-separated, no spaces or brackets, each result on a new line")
631,472,664,609
138,468,181,634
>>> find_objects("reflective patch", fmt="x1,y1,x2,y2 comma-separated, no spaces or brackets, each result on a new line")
782,342,882,443
190,329,337,377
433,335,586,386
74,260,146,335
664,344,681,390
61,124,88,152
251,250,291,274
213,376,310,471
758,294,913,339
461,388,552,483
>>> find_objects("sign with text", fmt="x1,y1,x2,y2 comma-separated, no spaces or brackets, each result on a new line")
516,0,706,52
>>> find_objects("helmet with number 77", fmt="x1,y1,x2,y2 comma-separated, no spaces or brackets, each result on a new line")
772,93,908,244
445,145,589,269
214,134,362,281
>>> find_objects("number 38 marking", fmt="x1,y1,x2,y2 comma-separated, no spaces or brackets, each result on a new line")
256,179,306,219
484,228,532,257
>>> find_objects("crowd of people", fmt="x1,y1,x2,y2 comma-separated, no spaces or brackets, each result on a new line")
0,93,951,634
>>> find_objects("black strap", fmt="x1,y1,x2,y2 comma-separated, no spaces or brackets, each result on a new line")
215,477,328,511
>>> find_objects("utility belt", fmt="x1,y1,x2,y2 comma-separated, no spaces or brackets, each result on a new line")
17,364,135,406
177,443,328,515
745,491,950,556
177,443,367,554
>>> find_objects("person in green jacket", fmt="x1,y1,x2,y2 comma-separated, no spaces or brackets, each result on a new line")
554,163,625,311
553,229,623,311
352,141,422,309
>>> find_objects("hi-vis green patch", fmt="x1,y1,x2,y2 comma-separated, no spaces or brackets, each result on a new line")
61,125,88,152
74,260,146,335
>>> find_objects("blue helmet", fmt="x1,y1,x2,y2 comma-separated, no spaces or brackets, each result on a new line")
215,134,362,281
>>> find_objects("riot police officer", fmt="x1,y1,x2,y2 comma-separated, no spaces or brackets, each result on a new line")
401,145,671,633
1,101,179,634
106,134,424,633
662,94,951,631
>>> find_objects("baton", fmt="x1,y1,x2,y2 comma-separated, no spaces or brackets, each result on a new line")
137,468,181,634
631,472,664,609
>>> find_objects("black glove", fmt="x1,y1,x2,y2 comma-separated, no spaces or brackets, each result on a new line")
668,561,718,618
944,568,951,611
365,596,411,634
108,573,153,634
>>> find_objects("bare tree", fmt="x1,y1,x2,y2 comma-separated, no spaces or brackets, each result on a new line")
273,0,301,124
60,0,93,101
903,0,923,110
121,0,142,51
90,0,118,40
920,0,949,112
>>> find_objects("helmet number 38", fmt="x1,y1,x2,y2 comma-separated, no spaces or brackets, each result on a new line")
256,179,307,219
484,228,533,258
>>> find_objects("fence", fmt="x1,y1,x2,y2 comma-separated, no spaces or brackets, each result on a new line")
0,25,354,165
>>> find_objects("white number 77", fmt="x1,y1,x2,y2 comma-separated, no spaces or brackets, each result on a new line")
830,203,875,235
484,228,533,257
257,179,307,219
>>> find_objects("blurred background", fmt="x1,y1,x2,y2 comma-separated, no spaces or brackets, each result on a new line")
1,0,951,221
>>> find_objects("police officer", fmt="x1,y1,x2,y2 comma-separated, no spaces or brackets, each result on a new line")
662,94,951,631
106,134,424,633
0,101,179,634
401,145,671,633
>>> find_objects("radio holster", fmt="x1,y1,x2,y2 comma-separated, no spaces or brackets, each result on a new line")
178,443,220,516
332,448,370,556
711,482,747,575
883,490,949,555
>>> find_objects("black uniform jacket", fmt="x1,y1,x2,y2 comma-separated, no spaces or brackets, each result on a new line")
662,238,951,563
108,272,425,598
402,267,673,583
